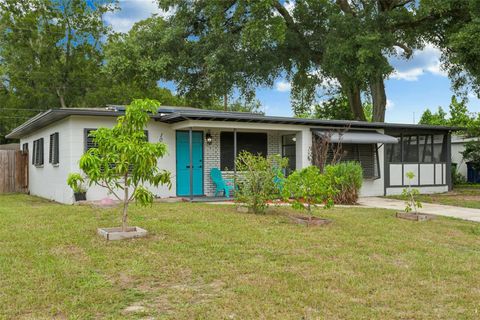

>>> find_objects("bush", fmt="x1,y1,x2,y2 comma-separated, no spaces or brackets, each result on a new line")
282,166,337,216
451,164,466,186
324,162,363,204
234,151,288,214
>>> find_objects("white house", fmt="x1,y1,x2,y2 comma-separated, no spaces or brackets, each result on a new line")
6,106,457,204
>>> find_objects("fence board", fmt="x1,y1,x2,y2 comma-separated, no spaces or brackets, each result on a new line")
0,150,28,193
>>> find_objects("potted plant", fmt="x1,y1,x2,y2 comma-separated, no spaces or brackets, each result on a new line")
67,173,87,201
396,171,432,221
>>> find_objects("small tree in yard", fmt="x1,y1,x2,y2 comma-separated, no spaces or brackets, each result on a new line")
72,99,171,232
282,166,337,220
402,171,422,214
234,151,288,214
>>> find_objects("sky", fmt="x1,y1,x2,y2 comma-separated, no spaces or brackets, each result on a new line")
104,0,480,124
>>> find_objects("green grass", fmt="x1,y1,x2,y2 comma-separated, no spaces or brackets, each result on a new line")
1,194,480,319
389,185,480,209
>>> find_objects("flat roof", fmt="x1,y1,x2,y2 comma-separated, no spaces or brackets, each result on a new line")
6,106,460,139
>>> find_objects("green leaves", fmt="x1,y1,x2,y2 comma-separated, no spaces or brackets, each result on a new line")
234,151,289,214
402,171,422,213
282,166,337,215
71,99,172,226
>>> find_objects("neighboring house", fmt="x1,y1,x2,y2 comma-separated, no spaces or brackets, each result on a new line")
6,106,458,204
451,135,479,182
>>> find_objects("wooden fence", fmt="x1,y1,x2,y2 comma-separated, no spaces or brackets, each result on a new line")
0,150,28,193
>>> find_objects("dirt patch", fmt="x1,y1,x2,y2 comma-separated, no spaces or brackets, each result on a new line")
289,215,332,226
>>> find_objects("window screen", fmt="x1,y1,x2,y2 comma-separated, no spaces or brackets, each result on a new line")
49,132,59,165
220,132,268,170
329,143,379,179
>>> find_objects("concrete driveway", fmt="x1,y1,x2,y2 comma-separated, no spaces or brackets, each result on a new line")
358,197,480,223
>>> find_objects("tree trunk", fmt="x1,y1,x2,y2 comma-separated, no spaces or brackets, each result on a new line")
223,93,228,111
370,74,387,122
56,87,67,109
122,177,129,232
343,82,366,121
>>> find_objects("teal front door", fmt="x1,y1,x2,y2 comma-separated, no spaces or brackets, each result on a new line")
176,131,204,196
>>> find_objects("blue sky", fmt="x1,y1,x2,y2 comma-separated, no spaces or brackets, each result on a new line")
104,0,480,124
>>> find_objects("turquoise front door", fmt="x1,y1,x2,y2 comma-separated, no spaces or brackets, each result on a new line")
176,131,204,196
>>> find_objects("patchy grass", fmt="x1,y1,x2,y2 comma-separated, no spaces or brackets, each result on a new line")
389,185,480,209
1,194,480,319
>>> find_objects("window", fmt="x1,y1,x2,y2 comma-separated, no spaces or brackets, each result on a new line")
84,128,149,152
220,132,268,170
282,134,296,175
330,143,380,179
22,143,28,153
419,135,433,162
84,128,98,152
32,138,44,167
402,135,419,162
385,134,447,163
433,134,446,162
49,132,59,165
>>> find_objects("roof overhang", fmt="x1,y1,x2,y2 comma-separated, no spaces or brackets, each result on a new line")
313,130,399,144
6,109,121,139
6,107,462,140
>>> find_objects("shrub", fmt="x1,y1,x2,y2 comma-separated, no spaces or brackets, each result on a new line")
324,162,363,204
451,164,466,186
402,171,422,214
282,166,337,217
234,151,288,214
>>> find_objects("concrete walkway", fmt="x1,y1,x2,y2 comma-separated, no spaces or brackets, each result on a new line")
358,197,480,223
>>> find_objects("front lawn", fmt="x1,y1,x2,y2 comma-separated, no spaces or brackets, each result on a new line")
1,194,480,319
389,185,480,209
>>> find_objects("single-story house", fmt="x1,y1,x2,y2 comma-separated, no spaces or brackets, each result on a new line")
451,135,480,183
6,106,458,204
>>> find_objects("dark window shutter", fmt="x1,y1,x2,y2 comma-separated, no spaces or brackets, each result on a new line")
39,138,44,165
49,133,59,165
49,134,54,163
32,140,36,164
54,133,59,164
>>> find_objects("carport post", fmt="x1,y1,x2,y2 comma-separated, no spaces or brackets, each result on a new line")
233,129,237,185
189,127,193,201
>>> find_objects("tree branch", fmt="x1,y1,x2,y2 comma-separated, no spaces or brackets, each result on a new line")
394,42,413,58
336,0,356,16
97,181,121,201
272,1,323,62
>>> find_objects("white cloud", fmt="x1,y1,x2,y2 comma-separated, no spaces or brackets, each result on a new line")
275,80,292,92
390,43,447,81
104,0,173,33
386,99,394,109
284,0,296,14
